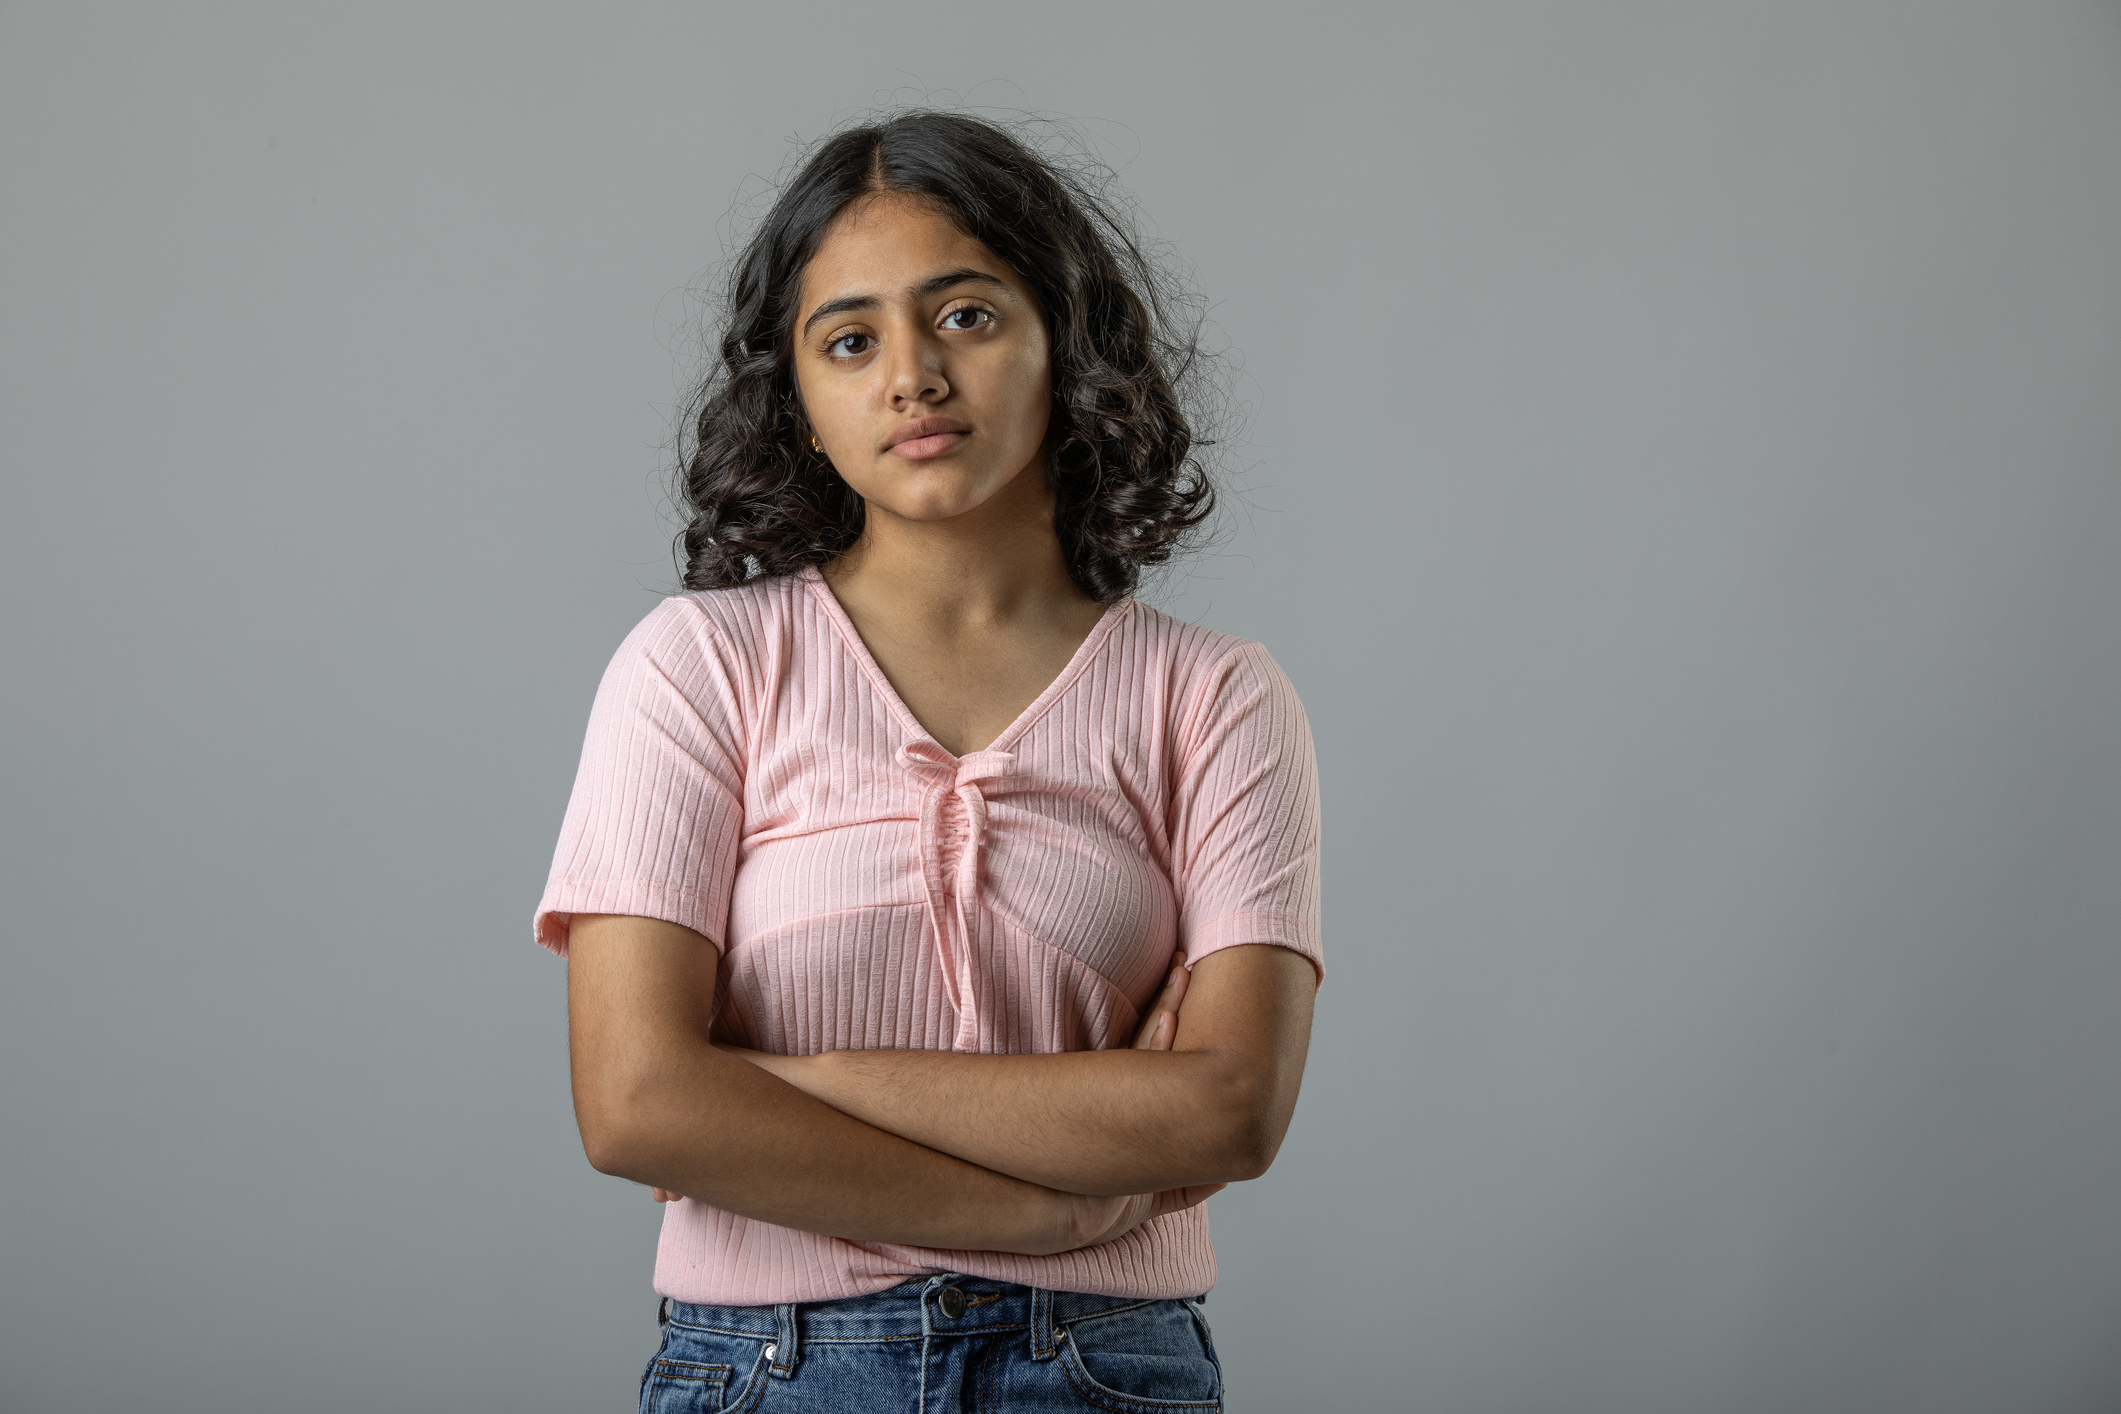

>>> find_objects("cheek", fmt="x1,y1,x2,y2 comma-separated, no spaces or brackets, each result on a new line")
995,345,1053,441
795,368,849,436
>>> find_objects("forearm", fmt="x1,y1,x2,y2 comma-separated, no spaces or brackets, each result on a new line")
581,1035,1080,1254
752,1045,1267,1197
743,944,1316,1196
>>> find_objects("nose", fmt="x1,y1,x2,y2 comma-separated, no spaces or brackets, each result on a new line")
885,331,949,409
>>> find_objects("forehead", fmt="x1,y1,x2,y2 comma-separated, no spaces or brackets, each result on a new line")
798,193,1026,301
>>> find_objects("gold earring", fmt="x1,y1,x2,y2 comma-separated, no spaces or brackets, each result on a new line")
810,434,823,454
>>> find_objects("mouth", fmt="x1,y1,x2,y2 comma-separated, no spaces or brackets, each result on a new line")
882,416,973,460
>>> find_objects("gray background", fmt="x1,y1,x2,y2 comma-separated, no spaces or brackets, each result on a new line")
3,3,2117,1411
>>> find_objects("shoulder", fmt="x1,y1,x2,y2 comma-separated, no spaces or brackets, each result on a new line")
611,573,806,663
1122,601,1297,689
673,570,812,638
596,574,810,712
1113,600,1250,675
1119,601,1307,738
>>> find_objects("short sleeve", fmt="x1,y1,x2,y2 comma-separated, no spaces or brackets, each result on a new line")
1169,642,1324,983
532,597,748,957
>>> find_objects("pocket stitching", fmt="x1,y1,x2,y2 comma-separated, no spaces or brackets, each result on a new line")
642,1360,731,1414
649,1360,733,1382
1056,1326,1223,1414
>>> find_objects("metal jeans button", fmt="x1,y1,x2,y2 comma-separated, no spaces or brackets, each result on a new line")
937,1287,966,1320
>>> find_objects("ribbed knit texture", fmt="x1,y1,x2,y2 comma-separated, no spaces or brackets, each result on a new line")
535,565,1322,1304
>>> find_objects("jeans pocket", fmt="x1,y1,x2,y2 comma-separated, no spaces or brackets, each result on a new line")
640,1353,731,1414
641,1321,775,1414
1055,1300,1223,1413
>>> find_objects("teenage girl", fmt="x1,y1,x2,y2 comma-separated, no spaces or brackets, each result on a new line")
536,111,1322,1412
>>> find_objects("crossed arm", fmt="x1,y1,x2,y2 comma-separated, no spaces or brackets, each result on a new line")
566,913,1317,1256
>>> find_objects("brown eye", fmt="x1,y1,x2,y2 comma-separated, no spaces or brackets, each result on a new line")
828,333,874,357
941,308,992,332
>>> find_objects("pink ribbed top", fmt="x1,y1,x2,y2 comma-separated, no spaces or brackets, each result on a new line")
534,566,1322,1304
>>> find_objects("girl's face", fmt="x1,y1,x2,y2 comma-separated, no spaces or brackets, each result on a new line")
792,193,1053,527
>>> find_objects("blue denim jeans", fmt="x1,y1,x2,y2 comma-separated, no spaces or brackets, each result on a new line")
639,1274,1222,1412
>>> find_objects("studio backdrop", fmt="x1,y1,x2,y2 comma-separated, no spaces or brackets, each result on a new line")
3,4,2117,1411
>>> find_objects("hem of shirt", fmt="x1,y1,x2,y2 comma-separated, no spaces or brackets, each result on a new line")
650,1250,1219,1306
1182,910,1324,985
533,878,727,957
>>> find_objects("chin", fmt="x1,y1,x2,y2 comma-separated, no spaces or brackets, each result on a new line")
869,469,1014,522
881,494,994,524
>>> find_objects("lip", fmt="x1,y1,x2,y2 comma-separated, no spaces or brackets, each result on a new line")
882,416,972,459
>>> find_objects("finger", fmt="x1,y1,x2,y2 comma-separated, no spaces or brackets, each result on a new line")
1150,965,1185,1013
1146,964,1192,1049
1068,1191,1134,1250
1131,967,1188,1050
1151,1183,1227,1217
653,1188,674,1203
1164,959,1191,1012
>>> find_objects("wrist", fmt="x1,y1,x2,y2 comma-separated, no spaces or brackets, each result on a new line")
1027,1187,1091,1257
978,1180,1078,1258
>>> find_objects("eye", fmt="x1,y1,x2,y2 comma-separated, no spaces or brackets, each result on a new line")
827,331,875,358
940,306,994,332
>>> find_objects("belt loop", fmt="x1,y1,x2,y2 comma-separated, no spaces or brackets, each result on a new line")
657,1296,670,1326
1029,1287,1056,1361
770,1303,801,1378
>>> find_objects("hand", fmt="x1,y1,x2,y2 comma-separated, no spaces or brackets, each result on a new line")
1130,951,1191,1051
1045,954,1213,1248
1057,1181,1225,1252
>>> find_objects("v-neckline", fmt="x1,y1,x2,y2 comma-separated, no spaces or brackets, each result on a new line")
799,563,1135,762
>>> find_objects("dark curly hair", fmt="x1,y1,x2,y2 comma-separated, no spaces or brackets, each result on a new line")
674,111,1218,603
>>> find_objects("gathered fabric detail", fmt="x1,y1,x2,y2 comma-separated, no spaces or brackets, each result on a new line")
898,740,1016,1051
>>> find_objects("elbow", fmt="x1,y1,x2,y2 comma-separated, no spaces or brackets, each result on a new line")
1221,1116,1281,1183
578,1114,638,1179
572,1062,661,1180
1206,1065,1290,1183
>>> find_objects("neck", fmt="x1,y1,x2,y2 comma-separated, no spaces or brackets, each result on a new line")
823,465,1098,632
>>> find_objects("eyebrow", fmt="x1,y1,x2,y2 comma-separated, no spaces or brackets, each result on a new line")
800,268,1009,338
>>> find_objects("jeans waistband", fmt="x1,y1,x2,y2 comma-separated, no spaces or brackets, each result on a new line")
658,1275,1197,1349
